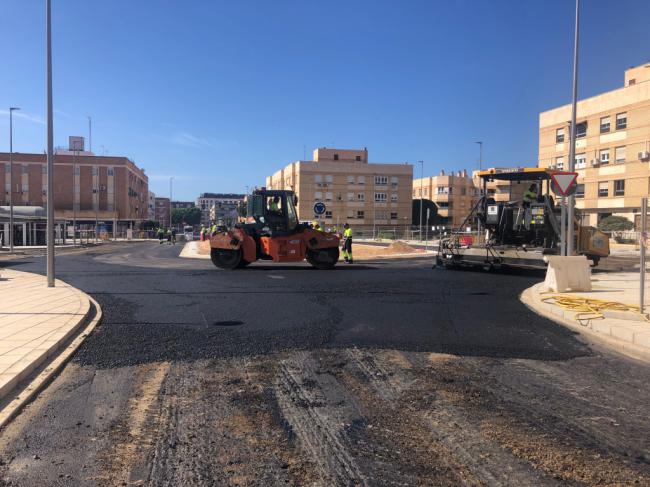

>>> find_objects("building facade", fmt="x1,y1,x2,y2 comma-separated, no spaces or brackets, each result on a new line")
171,201,195,209
196,193,244,226
0,146,148,235
266,148,413,232
413,170,476,227
155,197,170,228
148,191,156,221
539,62,650,226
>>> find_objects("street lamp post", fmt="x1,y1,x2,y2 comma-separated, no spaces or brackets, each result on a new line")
169,177,174,230
73,149,77,246
8,107,19,252
87,116,92,153
46,0,55,287
566,0,580,256
475,141,483,171
418,160,424,241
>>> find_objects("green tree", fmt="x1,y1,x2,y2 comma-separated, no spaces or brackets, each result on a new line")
140,220,159,230
172,207,202,225
598,215,634,232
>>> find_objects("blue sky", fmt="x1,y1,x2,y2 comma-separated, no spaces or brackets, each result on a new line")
1,0,649,200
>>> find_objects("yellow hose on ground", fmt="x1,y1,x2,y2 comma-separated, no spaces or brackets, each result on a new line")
540,294,650,324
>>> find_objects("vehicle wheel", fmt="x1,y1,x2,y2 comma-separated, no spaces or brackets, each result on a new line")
306,247,339,269
211,248,242,269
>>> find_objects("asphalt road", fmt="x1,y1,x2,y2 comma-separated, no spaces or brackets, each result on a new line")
1,242,649,486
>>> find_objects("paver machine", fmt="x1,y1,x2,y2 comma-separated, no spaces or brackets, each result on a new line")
437,168,609,270
209,188,340,269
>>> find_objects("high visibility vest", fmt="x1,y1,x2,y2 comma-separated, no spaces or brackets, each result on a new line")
523,190,537,203
211,225,217,233
344,228,352,238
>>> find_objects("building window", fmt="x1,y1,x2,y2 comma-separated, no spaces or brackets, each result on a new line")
556,128,565,143
599,149,609,165
575,153,586,169
391,176,398,186
357,176,365,185
374,176,388,185
325,175,333,183
614,179,625,196
615,146,626,163
347,211,354,219
598,181,608,197
390,212,398,220
21,183,28,193
314,191,322,201
22,165,28,174
325,192,333,201
357,193,365,201
356,210,364,219
374,193,387,202
315,174,322,183
333,154,339,161
575,121,587,138
616,112,627,130
41,165,47,174
4,164,9,174
556,156,564,170
438,202,453,209
600,116,610,133
347,175,355,184
391,194,398,202
5,182,10,194
108,167,114,176
575,183,585,198
92,166,98,176
347,192,354,202
355,155,361,161
325,210,332,218
461,188,466,196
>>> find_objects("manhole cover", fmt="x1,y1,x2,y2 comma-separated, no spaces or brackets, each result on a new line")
213,320,244,327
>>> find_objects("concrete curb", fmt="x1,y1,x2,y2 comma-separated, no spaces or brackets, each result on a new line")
0,288,102,429
520,283,650,363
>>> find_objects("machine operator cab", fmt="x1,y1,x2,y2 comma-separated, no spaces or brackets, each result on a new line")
245,189,300,236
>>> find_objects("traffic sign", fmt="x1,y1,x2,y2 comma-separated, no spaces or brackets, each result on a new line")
551,172,578,196
313,202,326,215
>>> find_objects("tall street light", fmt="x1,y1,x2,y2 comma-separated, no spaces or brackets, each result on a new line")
8,107,19,253
169,176,174,230
87,116,92,153
418,160,424,241
46,0,55,287
475,141,483,170
566,0,580,256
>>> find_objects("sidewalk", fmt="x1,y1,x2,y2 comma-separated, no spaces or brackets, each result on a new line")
522,271,650,361
0,268,101,426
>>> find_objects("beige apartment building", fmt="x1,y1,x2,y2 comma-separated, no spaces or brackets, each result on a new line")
413,168,525,228
266,148,413,231
539,61,650,227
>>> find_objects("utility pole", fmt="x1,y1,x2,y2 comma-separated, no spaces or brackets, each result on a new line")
169,177,174,230
567,0,580,256
418,161,424,241
46,0,55,287
8,107,19,252
73,149,77,246
87,116,92,153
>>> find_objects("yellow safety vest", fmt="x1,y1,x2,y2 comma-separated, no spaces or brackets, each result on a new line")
344,228,352,238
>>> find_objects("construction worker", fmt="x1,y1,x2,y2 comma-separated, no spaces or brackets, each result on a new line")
269,196,280,212
171,228,177,245
342,223,353,264
157,227,164,244
210,221,218,235
200,225,206,241
166,228,172,244
523,183,538,206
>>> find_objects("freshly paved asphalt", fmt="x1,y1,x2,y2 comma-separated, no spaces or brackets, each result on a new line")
2,242,650,486
8,242,587,367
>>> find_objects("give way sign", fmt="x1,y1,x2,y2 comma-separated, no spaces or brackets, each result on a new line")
551,172,579,196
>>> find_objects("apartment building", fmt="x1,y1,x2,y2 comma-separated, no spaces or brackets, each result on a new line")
154,197,171,228
539,61,650,226
413,170,476,227
0,139,148,235
171,201,195,209
148,191,156,221
412,168,526,228
266,148,413,231
196,193,244,226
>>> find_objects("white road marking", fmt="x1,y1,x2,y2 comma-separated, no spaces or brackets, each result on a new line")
268,275,285,279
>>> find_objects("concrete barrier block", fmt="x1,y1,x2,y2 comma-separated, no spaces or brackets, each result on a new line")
610,324,649,343
540,256,592,293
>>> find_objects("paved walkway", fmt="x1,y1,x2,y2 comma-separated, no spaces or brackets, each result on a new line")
0,269,93,401
522,271,650,361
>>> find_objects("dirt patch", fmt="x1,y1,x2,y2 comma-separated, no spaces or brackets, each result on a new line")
387,240,417,253
197,240,211,255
